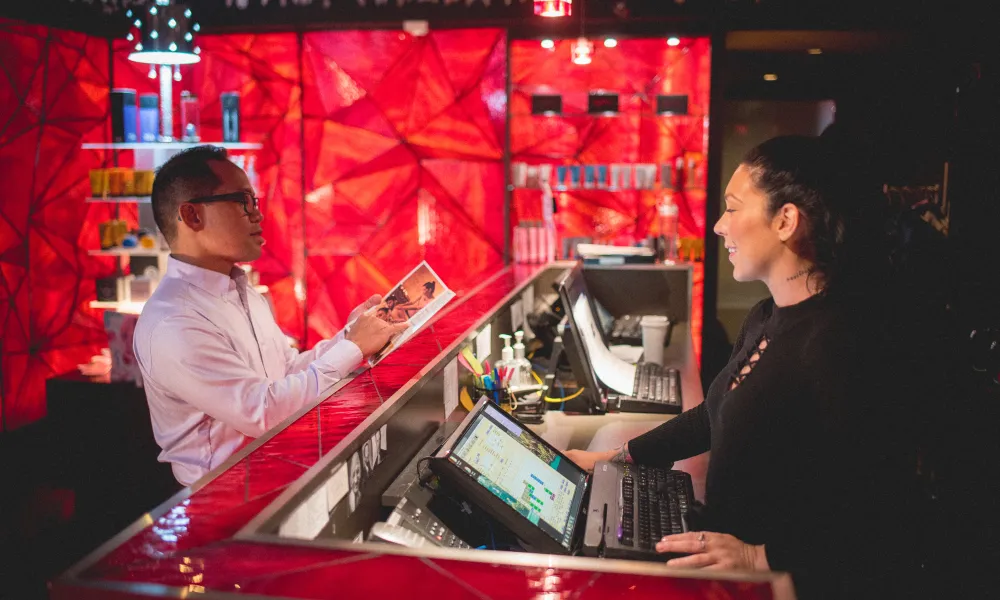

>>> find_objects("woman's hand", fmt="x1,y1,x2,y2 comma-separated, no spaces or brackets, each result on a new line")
656,531,768,571
563,449,617,473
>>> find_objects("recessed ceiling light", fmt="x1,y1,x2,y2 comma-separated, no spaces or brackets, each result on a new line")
604,38,618,48
763,73,778,82
541,39,555,49
808,48,823,55
667,37,680,47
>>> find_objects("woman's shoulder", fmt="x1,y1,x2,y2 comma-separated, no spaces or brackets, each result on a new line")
745,297,775,325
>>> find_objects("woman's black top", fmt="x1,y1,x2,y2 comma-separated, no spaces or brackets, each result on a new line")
628,293,902,598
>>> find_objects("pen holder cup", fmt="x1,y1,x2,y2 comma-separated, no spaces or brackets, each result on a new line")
471,385,515,412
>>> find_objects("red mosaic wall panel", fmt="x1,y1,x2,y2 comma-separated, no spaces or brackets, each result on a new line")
0,18,115,430
300,29,506,346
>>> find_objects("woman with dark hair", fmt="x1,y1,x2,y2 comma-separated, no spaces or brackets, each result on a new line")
566,136,914,598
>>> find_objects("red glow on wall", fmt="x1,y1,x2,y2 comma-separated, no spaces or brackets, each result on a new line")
0,18,117,429
299,30,506,347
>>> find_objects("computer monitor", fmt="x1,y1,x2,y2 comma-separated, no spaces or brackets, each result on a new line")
556,264,638,398
431,396,590,555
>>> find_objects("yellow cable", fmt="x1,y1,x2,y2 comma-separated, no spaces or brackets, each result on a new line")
532,370,585,403
544,387,585,403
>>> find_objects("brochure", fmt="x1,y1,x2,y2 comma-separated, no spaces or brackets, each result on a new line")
363,261,455,365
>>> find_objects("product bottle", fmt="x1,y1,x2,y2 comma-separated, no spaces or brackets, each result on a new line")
658,196,679,262
138,94,159,143
512,330,532,388
496,334,514,386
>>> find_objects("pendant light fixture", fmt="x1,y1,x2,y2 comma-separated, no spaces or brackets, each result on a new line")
570,0,591,65
534,0,572,17
125,1,200,142
127,2,200,66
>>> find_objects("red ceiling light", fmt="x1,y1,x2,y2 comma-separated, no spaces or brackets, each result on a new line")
535,0,572,17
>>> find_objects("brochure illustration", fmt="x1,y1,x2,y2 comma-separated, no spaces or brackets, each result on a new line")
363,261,455,365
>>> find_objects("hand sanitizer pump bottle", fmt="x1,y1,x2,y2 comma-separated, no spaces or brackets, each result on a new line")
513,330,532,388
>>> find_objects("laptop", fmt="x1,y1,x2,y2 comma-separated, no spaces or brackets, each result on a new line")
555,264,682,414
430,396,692,559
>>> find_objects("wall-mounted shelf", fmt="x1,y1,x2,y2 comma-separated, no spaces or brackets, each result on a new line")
86,196,151,203
511,112,698,119
91,288,268,313
89,248,168,257
82,142,262,150
510,185,706,193
90,300,145,313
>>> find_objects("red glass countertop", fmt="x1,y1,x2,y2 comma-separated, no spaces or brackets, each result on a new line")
51,264,778,600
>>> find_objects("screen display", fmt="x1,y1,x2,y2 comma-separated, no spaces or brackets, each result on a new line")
561,270,637,396
447,404,588,549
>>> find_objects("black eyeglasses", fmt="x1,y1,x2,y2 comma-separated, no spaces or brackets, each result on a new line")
186,190,261,217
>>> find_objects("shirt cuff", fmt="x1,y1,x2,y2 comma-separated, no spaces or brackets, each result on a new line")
316,339,363,376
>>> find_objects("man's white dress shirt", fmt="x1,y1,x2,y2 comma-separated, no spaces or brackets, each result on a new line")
133,257,362,486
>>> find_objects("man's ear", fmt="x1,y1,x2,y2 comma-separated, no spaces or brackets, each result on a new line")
774,203,802,243
178,204,203,230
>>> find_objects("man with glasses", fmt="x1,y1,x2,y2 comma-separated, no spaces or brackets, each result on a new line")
133,145,406,487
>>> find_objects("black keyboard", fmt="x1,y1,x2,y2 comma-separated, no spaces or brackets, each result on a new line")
620,464,692,550
632,363,680,404
609,364,682,414
581,461,694,561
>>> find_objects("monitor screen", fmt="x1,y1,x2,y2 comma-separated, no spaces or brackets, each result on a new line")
444,402,588,549
558,266,637,396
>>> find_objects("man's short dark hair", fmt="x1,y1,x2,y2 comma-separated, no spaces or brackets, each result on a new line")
151,145,229,243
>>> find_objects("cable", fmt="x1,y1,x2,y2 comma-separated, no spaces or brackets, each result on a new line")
544,388,585,403
534,369,586,403
416,456,435,489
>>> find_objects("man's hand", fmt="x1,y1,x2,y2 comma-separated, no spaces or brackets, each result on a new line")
348,294,383,323
346,313,409,360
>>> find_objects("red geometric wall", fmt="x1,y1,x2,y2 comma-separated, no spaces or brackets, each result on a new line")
300,30,506,346
0,18,116,431
510,37,711,357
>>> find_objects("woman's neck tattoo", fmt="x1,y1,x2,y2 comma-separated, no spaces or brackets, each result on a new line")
787,268,812,282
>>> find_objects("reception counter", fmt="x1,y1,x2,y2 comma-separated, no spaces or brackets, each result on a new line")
51,262,793,600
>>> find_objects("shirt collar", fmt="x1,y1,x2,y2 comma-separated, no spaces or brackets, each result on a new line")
164,256,246,298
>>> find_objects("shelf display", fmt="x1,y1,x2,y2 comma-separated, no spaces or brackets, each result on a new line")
511,159,707,192
89,167,155,197
82,141,262,150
